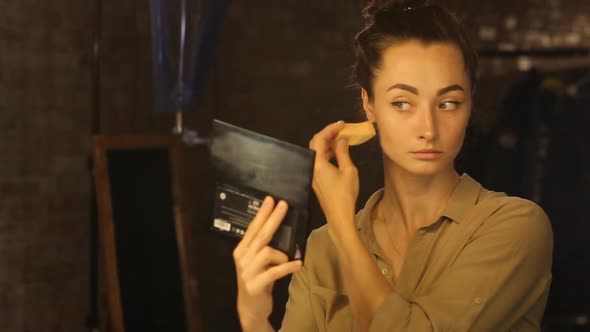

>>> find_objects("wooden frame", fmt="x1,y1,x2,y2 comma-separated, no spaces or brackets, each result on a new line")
92,134,202,332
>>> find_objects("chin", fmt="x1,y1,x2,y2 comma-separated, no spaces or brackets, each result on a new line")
406,165,445,177
394,159,454,178
383,151,457,177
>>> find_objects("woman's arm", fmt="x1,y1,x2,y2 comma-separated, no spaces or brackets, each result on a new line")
309,121,396,330
233,197,302,332
326,215,394,331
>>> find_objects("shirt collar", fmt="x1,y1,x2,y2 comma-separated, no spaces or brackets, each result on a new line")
356,188,384,256
356,173,483,247
440,173,482,224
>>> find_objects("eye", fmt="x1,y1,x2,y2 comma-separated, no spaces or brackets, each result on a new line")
392,101,412,112
439,101,462,111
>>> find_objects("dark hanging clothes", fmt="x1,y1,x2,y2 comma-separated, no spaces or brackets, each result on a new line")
541,85,590,316
483,68,590,317
483,69,544,198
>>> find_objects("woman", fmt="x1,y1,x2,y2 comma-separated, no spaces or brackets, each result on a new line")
233,0,553,331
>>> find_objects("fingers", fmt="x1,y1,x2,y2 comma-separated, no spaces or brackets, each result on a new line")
260,260,302,284
234,198,289,267
334,139,354,169
245,260,302,294
241,246,289,280
247,200,289,254
309,121,345,160
235,196,275,257
238,246,302,296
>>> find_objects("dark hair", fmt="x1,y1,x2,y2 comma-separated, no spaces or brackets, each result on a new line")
352,0,478,99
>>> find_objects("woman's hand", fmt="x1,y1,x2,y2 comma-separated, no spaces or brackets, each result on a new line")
233,196,302,331
309,121,360,236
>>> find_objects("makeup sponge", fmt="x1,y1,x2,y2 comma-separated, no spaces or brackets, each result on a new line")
337,121,376,146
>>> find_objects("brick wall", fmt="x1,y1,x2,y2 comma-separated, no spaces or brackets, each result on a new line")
0,1,93,331
1,0,589,331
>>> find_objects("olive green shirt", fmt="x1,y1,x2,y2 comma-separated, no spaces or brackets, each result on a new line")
280,174,553,331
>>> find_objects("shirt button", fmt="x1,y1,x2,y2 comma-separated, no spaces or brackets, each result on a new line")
381,268,388,275
474,297,483,305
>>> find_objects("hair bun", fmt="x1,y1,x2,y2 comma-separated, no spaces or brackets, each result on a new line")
362,0,430,22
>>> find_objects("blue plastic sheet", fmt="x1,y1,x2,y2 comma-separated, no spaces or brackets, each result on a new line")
149,0,231,113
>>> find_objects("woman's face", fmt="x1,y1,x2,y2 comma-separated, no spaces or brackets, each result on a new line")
362,39,472,177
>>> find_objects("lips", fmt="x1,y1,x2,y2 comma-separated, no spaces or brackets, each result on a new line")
412,149,442,153
410,149,443,160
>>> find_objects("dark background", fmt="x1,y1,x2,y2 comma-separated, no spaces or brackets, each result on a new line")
1,0,590,331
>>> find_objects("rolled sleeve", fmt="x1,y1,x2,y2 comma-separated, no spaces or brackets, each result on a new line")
369,291,429,331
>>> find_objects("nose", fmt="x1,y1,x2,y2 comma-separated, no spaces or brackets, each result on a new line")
418,107,438,142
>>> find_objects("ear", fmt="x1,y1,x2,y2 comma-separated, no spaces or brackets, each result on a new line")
361,88,376,123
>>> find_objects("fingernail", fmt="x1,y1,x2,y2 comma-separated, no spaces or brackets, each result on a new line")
336,120,344,124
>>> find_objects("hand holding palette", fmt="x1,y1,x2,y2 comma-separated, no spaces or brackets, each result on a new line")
209,120,315,260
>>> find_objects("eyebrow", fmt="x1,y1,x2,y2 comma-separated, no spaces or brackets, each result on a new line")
386,83,465,96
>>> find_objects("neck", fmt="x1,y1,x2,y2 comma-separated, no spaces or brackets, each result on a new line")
379,160,460,234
